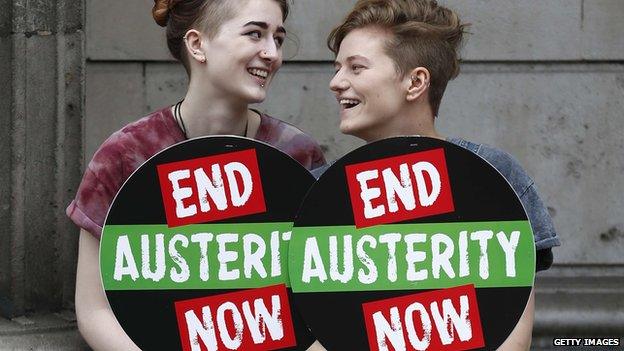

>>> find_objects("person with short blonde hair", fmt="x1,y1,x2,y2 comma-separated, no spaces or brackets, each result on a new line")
328,0,467,117
316,1,560,349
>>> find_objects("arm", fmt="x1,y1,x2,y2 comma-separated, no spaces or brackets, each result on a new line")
75,229,141,351
497,288,535,351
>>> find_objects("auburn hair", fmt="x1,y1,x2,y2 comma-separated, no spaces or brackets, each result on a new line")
328,0,468,115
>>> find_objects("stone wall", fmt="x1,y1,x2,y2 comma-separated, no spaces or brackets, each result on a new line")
1,0,84,317
0,0,86,348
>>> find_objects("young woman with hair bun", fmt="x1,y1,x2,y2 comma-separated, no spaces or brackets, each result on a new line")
68,0,326,349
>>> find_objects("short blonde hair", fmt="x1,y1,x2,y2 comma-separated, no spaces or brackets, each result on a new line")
328,0,468,115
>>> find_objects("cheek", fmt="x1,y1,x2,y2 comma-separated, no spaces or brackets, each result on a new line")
371,89,396,109
369,89,400,113
384,81,407,106
274,57,283,71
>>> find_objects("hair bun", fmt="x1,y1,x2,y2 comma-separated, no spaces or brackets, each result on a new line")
152,0,182,27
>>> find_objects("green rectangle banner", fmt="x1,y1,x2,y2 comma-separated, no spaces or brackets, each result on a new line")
101,222,294,290
289,220,535,292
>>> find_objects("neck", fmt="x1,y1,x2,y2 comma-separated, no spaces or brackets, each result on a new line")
179,77,250,139
362,103,444,143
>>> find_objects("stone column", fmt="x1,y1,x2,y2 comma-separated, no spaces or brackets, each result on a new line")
0,0,84,318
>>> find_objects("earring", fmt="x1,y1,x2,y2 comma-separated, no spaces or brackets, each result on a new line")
411,76,419,87
412,76,430,88
193,51,205,63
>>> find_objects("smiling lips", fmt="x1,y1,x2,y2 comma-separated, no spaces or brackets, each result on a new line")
248,68,269,85
339,98,361,110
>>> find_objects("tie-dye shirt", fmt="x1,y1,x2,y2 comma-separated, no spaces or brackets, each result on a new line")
67,106,326,239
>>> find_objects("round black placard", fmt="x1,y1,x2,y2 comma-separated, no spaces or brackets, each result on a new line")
100,136,316,351
289,137,535,351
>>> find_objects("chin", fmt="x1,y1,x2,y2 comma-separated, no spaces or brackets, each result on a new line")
243,90,267,104
340,121,363,139
338,120,352,134
341,119,380,142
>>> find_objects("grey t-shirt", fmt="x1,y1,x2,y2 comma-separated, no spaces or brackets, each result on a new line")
311,138,560,271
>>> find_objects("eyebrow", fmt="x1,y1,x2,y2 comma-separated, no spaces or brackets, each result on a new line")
334,55,370,66
243,21,286,35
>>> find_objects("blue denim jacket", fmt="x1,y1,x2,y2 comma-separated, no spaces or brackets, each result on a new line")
446,137,560,252
311,138,561,270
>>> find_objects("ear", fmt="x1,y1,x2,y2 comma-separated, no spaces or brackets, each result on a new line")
184,29,206,63
406,67,430,102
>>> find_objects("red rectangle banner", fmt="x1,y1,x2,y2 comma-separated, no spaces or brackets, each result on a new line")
362,285,484,351
175,284,296,351
345,148,454,228
157,149,266,227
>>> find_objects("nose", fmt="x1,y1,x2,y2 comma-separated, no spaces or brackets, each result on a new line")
259,39,280,63
329,69,348,92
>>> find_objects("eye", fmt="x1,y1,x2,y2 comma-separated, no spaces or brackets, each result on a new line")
351,64,364,73
245,30,262,39
274,36,285,48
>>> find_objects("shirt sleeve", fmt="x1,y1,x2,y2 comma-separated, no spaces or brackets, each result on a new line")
66,138,126,240
519,182,560,272
476,143,561,272
519,182,561,251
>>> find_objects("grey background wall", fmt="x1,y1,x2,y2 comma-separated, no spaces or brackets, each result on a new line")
1,0,623,349
1,0,87,349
